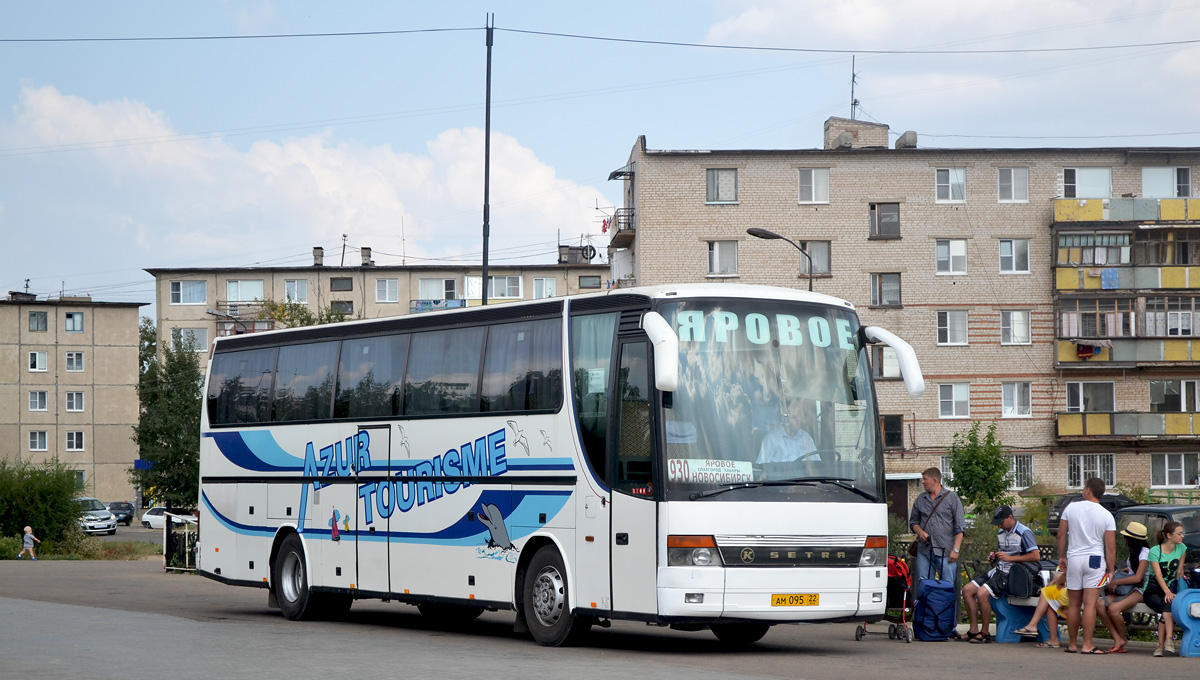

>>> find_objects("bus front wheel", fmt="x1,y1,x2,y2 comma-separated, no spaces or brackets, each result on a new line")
523,546,589,646
711,622,771,646
274,534,318,621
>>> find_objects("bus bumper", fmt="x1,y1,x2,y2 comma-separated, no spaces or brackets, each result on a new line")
658,565,887,620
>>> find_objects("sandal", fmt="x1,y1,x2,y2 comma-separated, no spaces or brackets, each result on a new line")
1081,648,1106,655
968,633,991,644
1013,627,1038,637
1036,642,1059,649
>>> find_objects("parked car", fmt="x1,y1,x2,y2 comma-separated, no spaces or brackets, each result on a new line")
141,507,197,530
75,497,117,535
1114,504,1200,567
107,501,135,526
1047,492,1142,536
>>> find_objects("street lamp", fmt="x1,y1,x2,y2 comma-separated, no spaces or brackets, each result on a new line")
746,228,813,292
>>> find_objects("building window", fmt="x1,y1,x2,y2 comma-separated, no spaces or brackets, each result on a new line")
1134,230,1200,266
29,431,47,452
64,312,84,333
170,280,206,305
1066,381,1115,412
285,279,308,303
999,238,1030,273
1059,298,1136,338
935,167,966,202
936,310,968,345
29,351,47,372
939,383,970,418
1001,310,1032,345
418,278,457,301
798,168,830,203
489,276,522,299
1068,453,1115,488
707,241,738,276
66,431,85,451
376,278,399,303
1010,454,1034,489
1151,453,1199,487
705,168,738,203
881,415,904,449
998,167,1029,202
66,351,85,372
871,345,900,379
579,275,602,289
330,277,353,292
1145,296,1199,336
1143,167,1192,198
1063,167,1112,199
28,311,47,332
330,300,354,315
870,273,901,307
1149,380,1199,413
798,241,831,275
172,328,208,351
1003,382,1032,418
1056,232,1131,266
29,391,47,411
869,203,900,239
226,279,264,302
936,239,967,274
66,392,85,412
533,278,557,299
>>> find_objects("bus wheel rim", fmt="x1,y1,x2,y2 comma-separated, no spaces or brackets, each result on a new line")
281,551,303,602
531,565,565,627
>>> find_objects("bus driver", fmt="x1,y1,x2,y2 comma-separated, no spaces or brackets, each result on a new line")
756,397,819,463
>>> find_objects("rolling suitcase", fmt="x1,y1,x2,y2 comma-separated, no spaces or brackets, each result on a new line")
913,548,956,641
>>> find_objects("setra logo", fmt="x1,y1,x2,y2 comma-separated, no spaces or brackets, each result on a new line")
741,547,756,564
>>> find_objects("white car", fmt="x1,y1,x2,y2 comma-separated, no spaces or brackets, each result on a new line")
141,507,197,530
76,497,118,535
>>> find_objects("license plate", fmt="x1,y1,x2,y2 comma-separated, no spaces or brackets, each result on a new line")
771,593,819,607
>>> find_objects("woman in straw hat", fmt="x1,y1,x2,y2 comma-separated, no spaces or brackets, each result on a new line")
1100,521,1151,653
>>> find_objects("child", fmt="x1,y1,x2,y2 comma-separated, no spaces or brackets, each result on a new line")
1013,571,1069,648
16,526,40,560
1145,521,1187,657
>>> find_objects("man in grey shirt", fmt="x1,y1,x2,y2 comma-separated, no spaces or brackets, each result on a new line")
909,467,965,602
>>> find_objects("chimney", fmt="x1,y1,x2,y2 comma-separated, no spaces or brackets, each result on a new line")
313,247,324,267
823,116,890,150
361,246,373,267
895,131,918,149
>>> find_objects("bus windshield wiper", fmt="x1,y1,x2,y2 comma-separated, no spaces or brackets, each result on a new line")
785,477,878,502
687,477,857,500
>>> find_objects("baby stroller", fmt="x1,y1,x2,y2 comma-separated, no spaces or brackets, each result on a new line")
855,553,914,642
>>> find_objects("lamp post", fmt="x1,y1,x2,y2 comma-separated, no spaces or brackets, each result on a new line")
746,228,814,292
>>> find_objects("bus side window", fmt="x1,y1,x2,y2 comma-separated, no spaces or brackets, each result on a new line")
481,318,562,412
207,347,277,425
335,335,409,418
274,341,339,421
613,341,653,495
570,313,618,484
404,327,486,415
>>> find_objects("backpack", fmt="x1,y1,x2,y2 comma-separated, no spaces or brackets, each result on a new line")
1006,561,1042,600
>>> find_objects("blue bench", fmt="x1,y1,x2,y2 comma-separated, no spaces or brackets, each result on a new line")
990,595,1050,643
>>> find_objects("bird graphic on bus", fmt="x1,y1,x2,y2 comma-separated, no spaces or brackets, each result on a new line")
540,430,552,453
395,424,411,457
506,420,530,456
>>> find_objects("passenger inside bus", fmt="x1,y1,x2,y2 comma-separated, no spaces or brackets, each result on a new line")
755,396,819,463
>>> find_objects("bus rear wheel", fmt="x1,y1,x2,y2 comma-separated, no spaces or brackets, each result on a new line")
274,534,318,620
523,546,590,646
711,622,771,646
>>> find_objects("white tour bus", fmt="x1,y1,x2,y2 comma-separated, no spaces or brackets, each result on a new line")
197,283,923,646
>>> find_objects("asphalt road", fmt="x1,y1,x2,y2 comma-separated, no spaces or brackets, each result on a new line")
93,522,162,542
0,560,1194,680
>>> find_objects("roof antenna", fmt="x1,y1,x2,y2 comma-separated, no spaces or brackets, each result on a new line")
340,233,348,267
850,55,860,120
400,217,407,266
24,278,30,293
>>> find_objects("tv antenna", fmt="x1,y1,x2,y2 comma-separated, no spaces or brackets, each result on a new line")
850,55,860,120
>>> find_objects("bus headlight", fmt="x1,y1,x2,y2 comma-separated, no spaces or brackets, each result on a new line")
668,547,721,566
860,536,887,567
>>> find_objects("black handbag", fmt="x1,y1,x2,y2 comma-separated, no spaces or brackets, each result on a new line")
1007,561,1042,599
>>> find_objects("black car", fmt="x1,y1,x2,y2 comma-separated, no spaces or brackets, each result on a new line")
1114,504,1200,556
1047,493,1141,536
107,501,136,526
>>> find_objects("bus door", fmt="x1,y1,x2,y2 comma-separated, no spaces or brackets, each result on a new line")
609,340,659,615
356,424,390,596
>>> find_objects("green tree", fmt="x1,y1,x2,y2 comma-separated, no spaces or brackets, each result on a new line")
129,325,203,508
944,421,1012,518
257,298,357,328
0,460,84,542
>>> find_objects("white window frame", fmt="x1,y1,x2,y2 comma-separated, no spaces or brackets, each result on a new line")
938,383,970,418
1009,454,1034,489
871,273,901,307
707,241,738,276
1067,453,1115,488
1066,381,1115,413
66,391,85,412
998,167,1030,203
936,310,968,346
1001,310,1032,345
798,241,831,275
1142,167,1192,199
999,238,1030,274
64,312,84,333
66,431,85,451
375,278,400,303
284,279,308,303
1149,379,1199,413
533,278,557,299
65,351,85,372
798,167,830,204
29,391,48,412
173,328,208,352
1002,382,1032,418
1063,167,1112,199
1150,452,1199,488
169,280,207,305
29,431,48,452
936,167,966,203
705,168,738,204
936,239,967,275
29,351,47,372
489,275,523,299
226,279,264,302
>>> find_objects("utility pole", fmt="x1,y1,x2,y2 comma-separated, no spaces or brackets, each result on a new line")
850,55,859,120
481,14,494,306
340,234,348,267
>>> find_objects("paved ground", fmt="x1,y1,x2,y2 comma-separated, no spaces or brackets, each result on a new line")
0,560,1194,679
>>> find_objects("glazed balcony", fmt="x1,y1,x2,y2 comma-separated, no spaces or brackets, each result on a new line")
1057,337,1200,368
1056,410,1200,440
409,299,467,314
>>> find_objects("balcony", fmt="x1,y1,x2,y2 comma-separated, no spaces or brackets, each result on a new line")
216,320,275,337
1055,264,1200,292
409,299,466,314
1054,197,1200,223
608,208,636,248
1057,338,1200,367
216,300,265,318
1057,411,1200,440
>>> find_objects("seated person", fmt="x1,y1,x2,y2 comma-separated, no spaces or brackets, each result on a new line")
1014,571,1068,648
1098,521,1151,654
755,397,818,464
961,505,1040,643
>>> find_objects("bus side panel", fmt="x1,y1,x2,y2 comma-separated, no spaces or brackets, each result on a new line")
200,483,238,578
235,483,267,583
308,482,358,591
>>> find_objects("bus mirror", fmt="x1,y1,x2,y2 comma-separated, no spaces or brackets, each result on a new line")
862,326,925,398
642,311,679,392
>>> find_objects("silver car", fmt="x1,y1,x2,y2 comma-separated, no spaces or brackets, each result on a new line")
76,497,117,535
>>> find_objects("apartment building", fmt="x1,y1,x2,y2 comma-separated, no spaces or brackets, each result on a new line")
0,291,144,501
607,117,1200,509
146,246,609,350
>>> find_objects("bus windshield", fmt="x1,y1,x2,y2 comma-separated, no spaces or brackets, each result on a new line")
657,299,881,502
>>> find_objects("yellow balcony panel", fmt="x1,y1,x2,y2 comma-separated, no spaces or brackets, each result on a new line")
1058,340,1080,362
1162,267,1187,288
1059,413,1084,436
1164,339,1190,361
1161,199,1187,221
1189,199,1200,219
1082,269,1102,289
1055,198,1104,221
1164,413,1193,435
1056,267,1081,290
1085,413,1111,435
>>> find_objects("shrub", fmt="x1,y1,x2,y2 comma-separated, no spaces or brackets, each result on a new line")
0,535,21,559
0,460,84,543
41,523,101,560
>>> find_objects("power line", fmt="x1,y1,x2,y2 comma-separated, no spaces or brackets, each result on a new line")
0,27,478,43
922,130,1200,141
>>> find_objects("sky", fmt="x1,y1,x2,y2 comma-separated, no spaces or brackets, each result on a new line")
3,1,1200,311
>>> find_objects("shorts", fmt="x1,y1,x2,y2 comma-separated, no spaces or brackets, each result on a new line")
1144,580,1184,614
969,569,1011,598
1043,584,1070,615
1065,555,1107,590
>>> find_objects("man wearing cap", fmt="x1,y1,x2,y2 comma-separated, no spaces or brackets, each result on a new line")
960,504,1040,643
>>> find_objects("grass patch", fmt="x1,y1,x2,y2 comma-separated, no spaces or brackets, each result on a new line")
97,540,162,560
